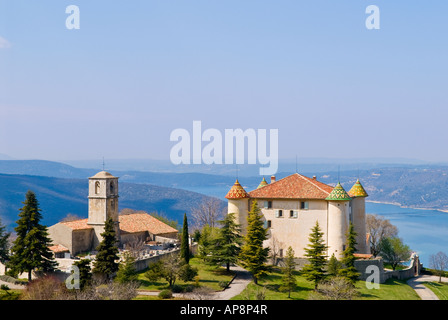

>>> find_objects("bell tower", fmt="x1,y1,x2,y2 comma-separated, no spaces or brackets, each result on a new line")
87,171,120,248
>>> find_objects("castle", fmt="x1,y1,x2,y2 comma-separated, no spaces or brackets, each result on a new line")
225,173,370,259
48,171,178,257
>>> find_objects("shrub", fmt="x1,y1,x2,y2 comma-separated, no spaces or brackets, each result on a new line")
158,289,173,299
184,285,194,293
219,281,229,289
171,284,183,293
179,264,198,282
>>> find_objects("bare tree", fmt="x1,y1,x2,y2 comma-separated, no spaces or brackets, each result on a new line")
429,251,448,283
308,277,359,300
191,198,225,230
124,236,146,259
60,214,83,222
268,235,284,266
366,214,398,257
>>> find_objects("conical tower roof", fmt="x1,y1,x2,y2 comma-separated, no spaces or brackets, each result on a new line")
325,182,352,201
257,177,268,189
348,179,368,198
225,180,249,199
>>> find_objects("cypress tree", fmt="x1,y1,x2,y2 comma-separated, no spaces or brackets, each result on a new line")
72,259,92,290
7,190,57,281
210,212,243,272
239,201,270,284
116,252,138,284
338,222,360,285
302,220,328,289
180,213,190,264
92,217,120,280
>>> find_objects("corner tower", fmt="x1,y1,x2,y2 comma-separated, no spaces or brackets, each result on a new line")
326,182,352,259
225,179,250,235
348,179,369,254
88,171,120,248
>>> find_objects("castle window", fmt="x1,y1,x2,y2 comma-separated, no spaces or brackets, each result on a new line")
264,201,273,209
300,201,309,210
95,181,100,194
110,181,114,194
264,220,272,229
290,210,298,218
275,210,283,218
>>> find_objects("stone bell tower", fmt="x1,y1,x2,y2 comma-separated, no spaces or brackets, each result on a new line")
87,171,120,249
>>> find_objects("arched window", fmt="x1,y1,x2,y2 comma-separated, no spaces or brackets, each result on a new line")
95,181,100,194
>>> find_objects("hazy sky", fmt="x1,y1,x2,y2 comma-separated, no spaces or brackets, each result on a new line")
0,1,447,163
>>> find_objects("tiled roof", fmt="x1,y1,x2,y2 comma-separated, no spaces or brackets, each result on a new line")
119,213,178,235
257,177,268,189
225,180,249,199
348,179,368,198
248,173,334,199
60,213,178,235
61,218,91,230
325,182,352,201
49,244,69,253
90,171,117,179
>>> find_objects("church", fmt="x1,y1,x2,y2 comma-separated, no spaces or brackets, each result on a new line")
225,173,370,259
48,171,179,257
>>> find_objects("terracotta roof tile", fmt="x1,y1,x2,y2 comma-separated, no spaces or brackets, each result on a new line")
248,173,334,199
49,244,69,253
119,213,178,235
60,213,178,235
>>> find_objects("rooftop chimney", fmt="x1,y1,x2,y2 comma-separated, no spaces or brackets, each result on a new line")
312,175,317,180
271,175,276,184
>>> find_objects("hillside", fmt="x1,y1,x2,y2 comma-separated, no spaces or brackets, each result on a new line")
0,173,225,230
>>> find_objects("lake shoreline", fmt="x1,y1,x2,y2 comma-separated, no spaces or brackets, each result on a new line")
366,200,448,214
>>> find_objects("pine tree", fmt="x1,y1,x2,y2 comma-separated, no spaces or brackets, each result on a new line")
180,213,190,264
280,246,297,298
301,220,328,289
116,251,138,284
0,217,10,265
7,190,57,281
327,253,342,277
92,217,120,280
72,259,92,290
338,222,360,285
210,212,243,273
239,201,270,284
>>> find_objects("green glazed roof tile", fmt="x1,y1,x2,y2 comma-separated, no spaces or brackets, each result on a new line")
325,182,352,201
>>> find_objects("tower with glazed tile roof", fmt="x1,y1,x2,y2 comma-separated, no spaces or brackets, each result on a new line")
225,173,370,259
225,179,250,234
348,179,369,254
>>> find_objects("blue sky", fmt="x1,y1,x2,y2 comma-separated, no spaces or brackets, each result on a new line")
0,1,447,164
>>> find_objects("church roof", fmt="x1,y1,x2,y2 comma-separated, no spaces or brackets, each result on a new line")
325,182,352,201
248,173,334,199
59,213,178,235
225,180,249,199
257,177,268,189
348,179,369,198
49,244,70,253
119,213,178,235
90,171,117,179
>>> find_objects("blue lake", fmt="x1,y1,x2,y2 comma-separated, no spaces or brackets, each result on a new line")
185,186,448,268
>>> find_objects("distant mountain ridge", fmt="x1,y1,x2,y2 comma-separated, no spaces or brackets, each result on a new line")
0,172,224,230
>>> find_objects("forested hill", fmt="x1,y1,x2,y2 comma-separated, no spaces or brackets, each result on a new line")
0,173,224,230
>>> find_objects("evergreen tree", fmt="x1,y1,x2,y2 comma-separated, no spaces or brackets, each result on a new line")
280,246,297,298
210,212,243,273
180,213,190,264
327,253,342,277
0,218,10,265
116,252,138,284
197,224,219,263
338,222,360,285
7,191,57,281
239,201,270,284
92,217,120,280
301,221,328,289
72,259,92,290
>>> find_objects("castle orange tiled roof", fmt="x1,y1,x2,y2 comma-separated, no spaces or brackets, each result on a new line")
60,213,178,235
248,173,334,199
